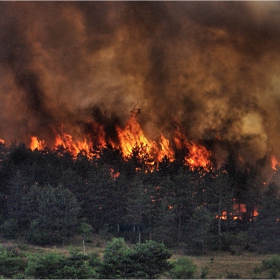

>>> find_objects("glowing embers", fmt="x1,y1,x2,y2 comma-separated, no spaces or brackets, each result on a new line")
271,154,280,171
216,201,258,220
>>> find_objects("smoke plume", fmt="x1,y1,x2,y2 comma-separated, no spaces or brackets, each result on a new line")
1,1,280,167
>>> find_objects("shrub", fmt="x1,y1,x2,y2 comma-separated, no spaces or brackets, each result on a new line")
25,250,97,279
0,246,26,278
253,255,280,279
100,238,173,279
169,257,197,279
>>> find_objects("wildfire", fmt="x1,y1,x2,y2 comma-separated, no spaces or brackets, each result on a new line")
271,154,279,171
116,109,157,160
184,142,211,171
110,167,120,179
216,201,258,220
30,136,45,151
25,110,212,171
174,130,211,170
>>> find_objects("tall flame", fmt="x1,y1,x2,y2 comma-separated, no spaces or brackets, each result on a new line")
116,109,157,158
184,142,211,171
26,110,211,170
30,136,45,151
174,130,211,170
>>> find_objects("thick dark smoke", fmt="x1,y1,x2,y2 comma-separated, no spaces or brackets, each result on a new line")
1,1,280,168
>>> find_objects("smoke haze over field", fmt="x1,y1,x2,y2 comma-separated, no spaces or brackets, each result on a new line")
1,1,280,167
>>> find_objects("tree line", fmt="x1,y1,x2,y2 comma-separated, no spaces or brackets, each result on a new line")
0,142,279,254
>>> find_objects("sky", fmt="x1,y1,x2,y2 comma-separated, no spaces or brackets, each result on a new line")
1,1,280,166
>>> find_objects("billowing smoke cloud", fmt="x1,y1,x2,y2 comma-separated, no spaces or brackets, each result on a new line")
1,1,280,167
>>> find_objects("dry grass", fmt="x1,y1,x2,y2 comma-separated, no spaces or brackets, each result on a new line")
171,251,274,279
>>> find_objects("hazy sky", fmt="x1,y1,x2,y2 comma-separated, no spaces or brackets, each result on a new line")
1,1,280,166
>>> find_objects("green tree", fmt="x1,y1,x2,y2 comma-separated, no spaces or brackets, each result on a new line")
81,166,116,232
79,222,93,255
125,177,152,243
27,184,80,245
99,238,133,279
130,240,173,279
184,207,213,255
249,183,280,253
171,171,197,243
169,257,197,279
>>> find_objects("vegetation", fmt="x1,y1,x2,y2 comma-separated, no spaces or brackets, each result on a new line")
253,255,280,279
169,257,197,279
0,142,280,277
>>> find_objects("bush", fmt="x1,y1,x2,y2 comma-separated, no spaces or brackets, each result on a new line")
99,238,133,279
200,265,209,279
131,240,173,279
253,255,280,279
169,257,197,279
25,251,67,279
99,238,173,279
0,246,26,278
25,251,97,279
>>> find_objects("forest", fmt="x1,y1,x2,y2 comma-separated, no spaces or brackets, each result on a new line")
0,141,279,257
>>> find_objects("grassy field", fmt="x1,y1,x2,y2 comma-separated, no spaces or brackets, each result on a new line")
173,251,271,279
0,235,274,279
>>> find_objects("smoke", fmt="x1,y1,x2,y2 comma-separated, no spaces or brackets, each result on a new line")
1,1,280,166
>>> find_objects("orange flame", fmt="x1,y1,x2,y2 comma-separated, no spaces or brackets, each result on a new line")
185,142,211,171
271,154,279,170
158,133,175,162
116,109,156,158
25,111,211,171
216,202,258,221
174,130,211,170
115,109,175,165
30,136,45,151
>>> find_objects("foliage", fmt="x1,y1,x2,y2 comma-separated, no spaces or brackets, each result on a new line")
184,207,214,255
200,265,209,279
0,219,18,239
130,240,173,279
100,238,173,279
169,257,197,279
249,183,280,253
0,246,26,278
26,184,80,245
80,221,94,254
25,250,97,279
80,222,93,240
253,255,280,279
99,238,134,279
0,142,273,254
